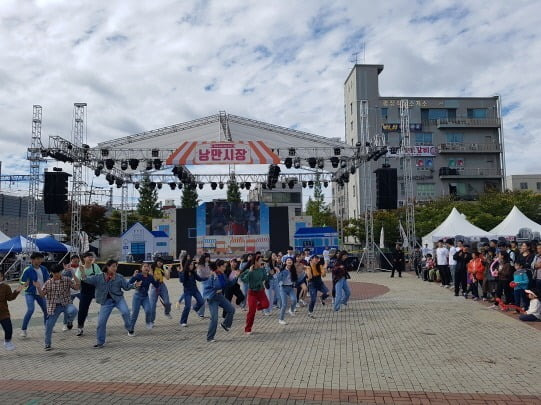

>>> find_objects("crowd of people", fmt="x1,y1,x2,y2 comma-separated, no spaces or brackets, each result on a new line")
412,239,541,322
0,247,355,351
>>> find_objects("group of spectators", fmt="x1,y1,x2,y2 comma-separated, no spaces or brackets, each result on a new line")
410,239,541,322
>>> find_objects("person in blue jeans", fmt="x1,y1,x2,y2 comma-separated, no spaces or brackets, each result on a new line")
128,263,159,336
263,254,281,315
39,264,80,350
332,251,351,312
306,255,329,318
179,259,207,326
276,257,297,325
202,259,238,342
19,252,50,337
79,259,141,348
149,258,172,323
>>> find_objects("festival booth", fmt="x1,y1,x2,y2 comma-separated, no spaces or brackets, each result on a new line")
0,235,70,254
490,206,541,240
294,227,339,255
422,208,494,247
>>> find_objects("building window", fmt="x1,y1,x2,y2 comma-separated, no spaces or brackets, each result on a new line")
428,109,448,120
467,108,487,118
417,183,435,199
400,182,405,195
350,121,354,131
158,225,170,235
353,185,356,197
415,132,433,145
188,228,196,238
156,242,167,247
448,158,464,168
131,242,145,254
520,182,528,190
446,133,464,143
537,182,541,190
381,108,388,119
294,208,301,216
350,103,353,114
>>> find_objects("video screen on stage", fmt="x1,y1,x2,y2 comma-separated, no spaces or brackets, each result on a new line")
205,201,261,235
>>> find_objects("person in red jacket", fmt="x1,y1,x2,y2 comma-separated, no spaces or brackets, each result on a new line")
467,251,485,301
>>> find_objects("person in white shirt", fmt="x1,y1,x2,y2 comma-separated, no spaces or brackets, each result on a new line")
322,247,330,264
447,239,458,285
519,289,541,322
435,240,450,287
422,243,433,258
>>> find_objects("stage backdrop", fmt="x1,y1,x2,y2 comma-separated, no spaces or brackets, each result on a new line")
196,201,269,256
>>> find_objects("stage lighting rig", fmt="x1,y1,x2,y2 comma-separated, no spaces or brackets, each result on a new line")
340,159,347,169
115,178,124,188
317,158,324,169
350,165,356,175
105,159,115,170
330,157,339,168
288,148,296,156
307,157,317,168
341,172,350,183
282,182,286,189
150,182,156,190
323,181,329,188
211,182,217,190
157,183,163,189
245,182,251,190
302,181,307,188
288,180,295,189
169,182,177,190
153,159,162,170
134,182,140,189
94,168,101,177
198,183,204,190
284,157,292,169
219,182,224,189
120,160,128,171
151,149,159,158
293,157,301,169
129,159,139,170
308,181,314,188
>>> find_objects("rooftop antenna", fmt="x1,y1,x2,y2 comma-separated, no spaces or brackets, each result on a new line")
350,52,359,65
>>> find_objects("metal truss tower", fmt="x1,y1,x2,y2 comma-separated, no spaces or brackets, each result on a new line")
70,103,87,253
120,183,128,234
26,105,43,251
359,100,376,270
400,99,416,253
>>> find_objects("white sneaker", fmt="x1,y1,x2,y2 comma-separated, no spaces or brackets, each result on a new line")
127,331,135,337
308,312,315,318
146,322,153,330
20,330,27,338
278,320,287,325
288,310,295,316
180,323,187,327
62,324,68,332
165,314,172,319
299,299,306,306
4,341,15,351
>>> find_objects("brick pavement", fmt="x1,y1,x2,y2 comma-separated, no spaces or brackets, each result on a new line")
1,271,539,404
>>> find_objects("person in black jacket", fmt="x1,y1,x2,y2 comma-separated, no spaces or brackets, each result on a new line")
453,244,472,296
391,244,405,278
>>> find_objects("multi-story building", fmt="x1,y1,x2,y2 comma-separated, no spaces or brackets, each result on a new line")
506,175,541,193
334,64,505,221
0,193,61,237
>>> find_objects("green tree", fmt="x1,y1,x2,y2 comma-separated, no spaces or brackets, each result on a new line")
59,203,109,242
136,174,162,228
106,209,140,236
181,184,199,208
227,179,241,203
305,176,337,228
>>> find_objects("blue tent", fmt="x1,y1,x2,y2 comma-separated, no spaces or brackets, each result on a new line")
34,236,69,253
0,236,37,253
0,235,69,253
294,227,339,255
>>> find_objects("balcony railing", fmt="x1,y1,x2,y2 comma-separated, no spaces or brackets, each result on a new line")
438,143,502,153
438,167,503,178
436,118,501,128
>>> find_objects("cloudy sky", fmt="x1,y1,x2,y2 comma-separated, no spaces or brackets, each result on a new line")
0,0,539,204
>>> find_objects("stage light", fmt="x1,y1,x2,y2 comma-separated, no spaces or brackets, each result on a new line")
94,168,101,177
129,159,139,170
105,159,115,170
293,157,301,169
262,183,267,189
240,182,245,189
350,165,356,175
101,149,109,157
151,149,159,158
210,182,217,190
146,160,153,171
330,157,339,168
153,159,162,170
219,182,224,189
337,178,344,187
284,157,292,169
340,159,347,169
302,181,307,188
307,157,317,168
172,167,178,175
288,180,295,189
169,182,177,190
308,181,314,188
373,147,388,162
150,182,156,190
282,182,286,189
317,158,325,169
120,160,128,171
288,148,296,156
334,147,341,156
341,172,350,183
178,182,183,189
115,178,123,188
323,181,329,188
245,182,251,190
198,183,204,190
157,183,163,189
134,182,140,189
82,144,90,149
105,174,115,185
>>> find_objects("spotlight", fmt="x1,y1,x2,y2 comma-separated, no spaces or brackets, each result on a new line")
82,144,90,149
198,183,204,190
169,182,176,190
105,159,115,170
308,181,314,188
262,184,267,189
373,147,388,161
350,165,356,175
323,181,329,188
94,168,101,177
293,157,301,169
245,182,251,190
134,182,140,189
211,182,217,190
340,159,347,169
172,166,178,175
120,160,128,171
337,178,344,187
129,159,139,170
146,160,153,171
150,182,156,190
115,178,123,188
240,183,245,189
219,182,224,189
178,182,183,189
302,181,307,188
284,157,292,169
153,159,162,170
288,148,296,156
101,149,109,157
288,180,295,189
330,157,339,168
307,157,317,168
97,161,104,170
151,149,159,158
334,147,341,156
317,158,324,169
282,182,286,189
105,174,115,185
157,183,163,189
341,172,350,183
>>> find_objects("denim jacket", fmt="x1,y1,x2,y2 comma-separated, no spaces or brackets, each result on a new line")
179,271,206,293
83,273,135,304
202,272,236,300
275,268,294,287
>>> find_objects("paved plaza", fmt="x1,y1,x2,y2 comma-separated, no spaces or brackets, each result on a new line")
1,271,540,404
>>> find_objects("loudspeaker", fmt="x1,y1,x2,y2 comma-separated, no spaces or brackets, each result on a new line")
375,167,397,210
43,171,70,214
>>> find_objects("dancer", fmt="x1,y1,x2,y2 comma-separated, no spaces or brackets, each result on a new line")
196,253,212,318
149,257,172,323
332,251,351,312
276,257,297,325
79,259,141,348
19,252,49,337
306,255,329,318
223,259,245,316
179,259,206,326
295,254,308,306
40,264,80,351
75,252,101,336
241,255,270,335
128,263,159,335
263,254,281,315
61,255,81,331
202,260,237,342
0,271,23,350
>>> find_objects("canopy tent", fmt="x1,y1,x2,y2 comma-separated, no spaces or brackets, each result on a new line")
0,230,9,243
422,208,494,247
490,206,541,236
34,236,70,253
0,236,37,253
0,235,70,253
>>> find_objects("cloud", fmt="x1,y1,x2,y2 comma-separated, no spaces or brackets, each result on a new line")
0,0,539,207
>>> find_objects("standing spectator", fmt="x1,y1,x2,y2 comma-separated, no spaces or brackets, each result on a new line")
0,271,23,350
435,240,450,287
422,243,433,258
322,246,330,264
509,241,520,265
466,251,484,300
482,250,497,301
447,239,458,285
19,252,49,337
512,261,530,310
412,246,422,278
494,252,514,307
281,246,296,264
453,244,472,297
391,243,405,278
532,243,541,291
516,242,534,269
519,289,541,322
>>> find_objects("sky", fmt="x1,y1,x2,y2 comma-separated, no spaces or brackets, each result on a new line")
0,0,539,205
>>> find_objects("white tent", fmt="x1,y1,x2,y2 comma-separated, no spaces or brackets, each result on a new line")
490,206,541,236
0,230,9,243
422,207,494,246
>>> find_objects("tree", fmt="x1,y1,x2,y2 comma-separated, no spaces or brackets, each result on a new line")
227,179,241,203
181,184,199,208
136,174,162,229
58,203,109,242
106,209,140,236
305,176,337,228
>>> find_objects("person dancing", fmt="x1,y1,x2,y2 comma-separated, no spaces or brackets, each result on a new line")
75,252,101,337
179,259,207,327
306,255,329,318
241,256,270,335
276,257,297,325
128,263,159,335
149,257,172,323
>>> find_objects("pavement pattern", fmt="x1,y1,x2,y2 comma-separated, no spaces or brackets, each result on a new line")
0,271,539,404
